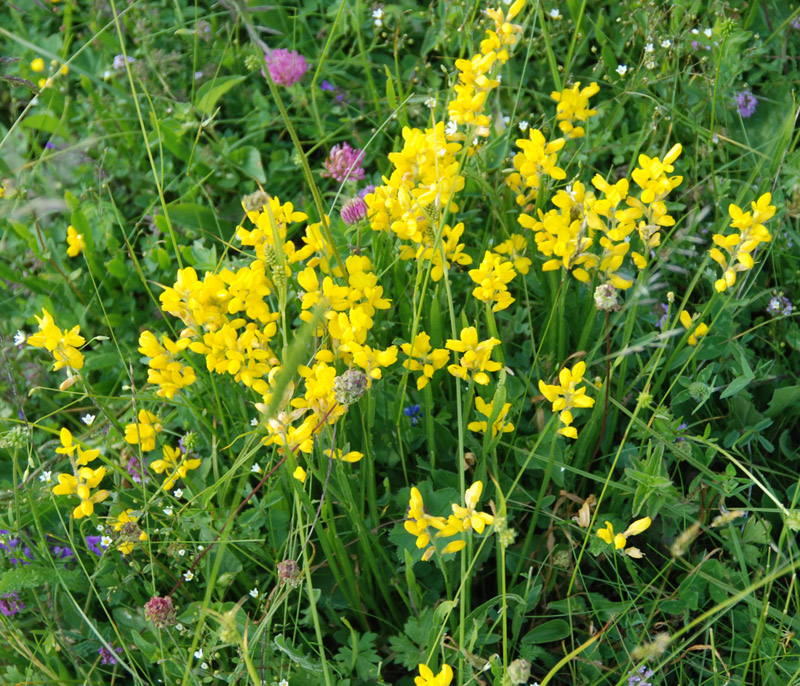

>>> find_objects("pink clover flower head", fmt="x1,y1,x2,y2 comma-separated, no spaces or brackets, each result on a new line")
321,142,365,184
0,592,24,616
735,90,758,118
341,196,368,225
264,48,309,86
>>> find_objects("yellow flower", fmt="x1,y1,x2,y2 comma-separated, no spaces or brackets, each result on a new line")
124,409,163,452
404,487,447,560
138,330,197,400
292,466,307,483
597,517,652,557
449,481,494,534
679,310,709,346
415,663,454,686
66,225,85,257
710,193,775,293
55,427,100,466
52,466,109,519
445,326,502,385
150,444,201,491
550,81,600,138
31,57,45,73
467,396,514,437
27,308,86,373
401,331,450,391
468,251,517,311
538,360,595,439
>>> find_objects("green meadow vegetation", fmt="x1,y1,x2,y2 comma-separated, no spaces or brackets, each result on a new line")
1,0,800,684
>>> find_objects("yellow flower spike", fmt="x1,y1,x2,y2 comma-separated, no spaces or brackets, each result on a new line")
27,308,86,373
539,360,595,439
445,327,502,386
450,480,494,534
124,409,163,452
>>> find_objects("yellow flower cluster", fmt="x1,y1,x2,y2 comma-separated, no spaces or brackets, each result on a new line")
404,481,494,561
365,123,466,266
51,427,108,519
124,409,163,452
468,250,517,311
447,0,525,138
493,233,532,274
401,331,449,390
550,81,600,138
597,516,651,558
538,360,595,439
710,193,775,292
237,195,307,264
138,331,197,400
679,309,709,346
27,307,86,377
507,129,566,207
517,145,683,287
150,444,201,491
468,395,514,437
445,326,502,385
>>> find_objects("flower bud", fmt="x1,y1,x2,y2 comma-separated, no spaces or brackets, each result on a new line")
144,595,177,628
333,369,369,405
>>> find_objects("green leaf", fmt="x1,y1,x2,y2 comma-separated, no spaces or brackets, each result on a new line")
106,257,128,280
20,113,61,134
0,565,81,594
195,75,247,116
765,386,800,418
720,375,752,400
522,619,571,644
273,634,320,671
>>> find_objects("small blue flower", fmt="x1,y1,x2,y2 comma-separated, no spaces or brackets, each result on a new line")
403,404,422,426
320,80,336,91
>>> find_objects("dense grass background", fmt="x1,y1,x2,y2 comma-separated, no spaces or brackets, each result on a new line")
1,1,800,685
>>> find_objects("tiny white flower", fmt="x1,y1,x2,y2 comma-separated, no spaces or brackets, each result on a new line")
251,463,261,473
704,28,712,38
616,64,628,76
194,648,203,659
194,71,203,80
175,623,184,632
661,39,672,48
645,60,656,70
14,330,26,346
81,413,96,426
644,42,654,53
502,115,510,125
198,545,204,551
445,120,458,136
249,588,259,598
96,524,104,532
39,470,52,483
372,7,383,19
101,536,112,547
250,417,258,426
518,120,529,131
201,662,208,670
173,488,183,499
423,96,436,108
691,28,699,35
547,8,561,19
163,507,173,516
178,549,186,556
496,73,502,83
712,133,719,144
279,680,289,686
184,570,194,581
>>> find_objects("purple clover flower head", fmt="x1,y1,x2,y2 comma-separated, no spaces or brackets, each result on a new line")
321,142,365,184
264,48,309,86
85,535,107,557
0,529,33,565
341,197,368,226
99,645,123,665
403,404,422,426
736,90,758,118
0,592,24,617
112,55,135,70
767,295,793,318
125,453,147,484
628,665,654,686
144,595,177,628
